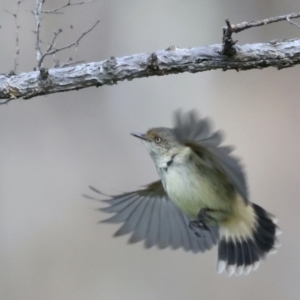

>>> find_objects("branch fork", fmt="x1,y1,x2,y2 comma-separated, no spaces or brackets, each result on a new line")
221,19,238,56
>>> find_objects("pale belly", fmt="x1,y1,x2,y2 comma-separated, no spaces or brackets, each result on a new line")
164,164,233,219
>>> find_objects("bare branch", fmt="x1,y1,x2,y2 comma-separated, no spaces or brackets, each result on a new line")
4,9,16,17
37,20,100,68
4,1,23,74
1,38,300,101
41,0,95,14
14,1,22,73
221,19,238,56
225,12,300,33
286,16,300,29
57,59,85,68
32,0,99,69
46,29,63,53
1,11,300,102
33,0,44,64
0,98,12,105
221,12,300,56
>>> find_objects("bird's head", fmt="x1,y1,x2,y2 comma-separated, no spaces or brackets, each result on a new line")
131,127,181,164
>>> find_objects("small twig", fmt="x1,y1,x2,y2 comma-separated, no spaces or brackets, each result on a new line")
3,9,15,17
0,99,12,105
4,1,22,74
47,29,63,52
220,12,300,56
57,59,85,68
33,0,44,64
224,12,300,34
221,19,237,56
32,0,99,68
41,0,95,14
286,16,300,29
37,19,100,68
14,1,21,73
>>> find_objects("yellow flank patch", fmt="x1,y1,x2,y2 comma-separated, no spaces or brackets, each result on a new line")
220,195,256,240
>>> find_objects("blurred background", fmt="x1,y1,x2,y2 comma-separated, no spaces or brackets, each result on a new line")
0,0,300,299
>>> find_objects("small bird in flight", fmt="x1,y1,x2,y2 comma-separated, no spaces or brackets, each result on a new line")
86,110,280,275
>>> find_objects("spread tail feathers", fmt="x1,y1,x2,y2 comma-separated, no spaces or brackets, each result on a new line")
217,203,280,276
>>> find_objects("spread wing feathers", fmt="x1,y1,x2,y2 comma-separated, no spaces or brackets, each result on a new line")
87,182,219,253
172,109,248,203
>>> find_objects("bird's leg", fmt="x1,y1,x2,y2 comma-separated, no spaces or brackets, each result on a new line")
189,208,216,237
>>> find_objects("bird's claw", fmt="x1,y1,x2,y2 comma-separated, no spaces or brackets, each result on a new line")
189,220,210,237
189,208,216,237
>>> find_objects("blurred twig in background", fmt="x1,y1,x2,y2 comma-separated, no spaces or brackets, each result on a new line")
33,0,99,69
4,0,23,74
41,0,95,15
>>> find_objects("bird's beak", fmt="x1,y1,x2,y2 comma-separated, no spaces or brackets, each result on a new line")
131,132,147,141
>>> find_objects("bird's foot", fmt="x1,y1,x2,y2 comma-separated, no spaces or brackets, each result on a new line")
189,220,210,237
189,208,216,237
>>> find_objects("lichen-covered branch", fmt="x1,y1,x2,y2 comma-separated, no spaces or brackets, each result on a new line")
1,38,300,102
1,11,300,103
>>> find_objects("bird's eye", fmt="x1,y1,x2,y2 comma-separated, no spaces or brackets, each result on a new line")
154,137,161,143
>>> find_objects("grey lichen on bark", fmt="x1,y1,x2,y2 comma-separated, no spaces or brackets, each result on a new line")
1,38,300,102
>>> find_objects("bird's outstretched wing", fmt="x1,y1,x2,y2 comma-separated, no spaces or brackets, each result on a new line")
85,181,218,253
172,109,248,203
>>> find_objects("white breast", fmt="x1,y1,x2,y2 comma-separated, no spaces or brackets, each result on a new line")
164,159,215,219
154,147,212,218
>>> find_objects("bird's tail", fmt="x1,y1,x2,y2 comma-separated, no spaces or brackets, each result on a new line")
217,201,280,276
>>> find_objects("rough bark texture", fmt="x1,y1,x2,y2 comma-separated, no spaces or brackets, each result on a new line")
1,38,300,101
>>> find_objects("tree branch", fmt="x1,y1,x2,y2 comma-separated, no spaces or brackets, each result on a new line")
32,0,99,69
1,38,300,102
33,0,43,64
38,19,100,68
227,12,300,33
1,12,300,103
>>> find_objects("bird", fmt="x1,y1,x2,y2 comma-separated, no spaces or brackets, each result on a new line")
85,110,280,276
